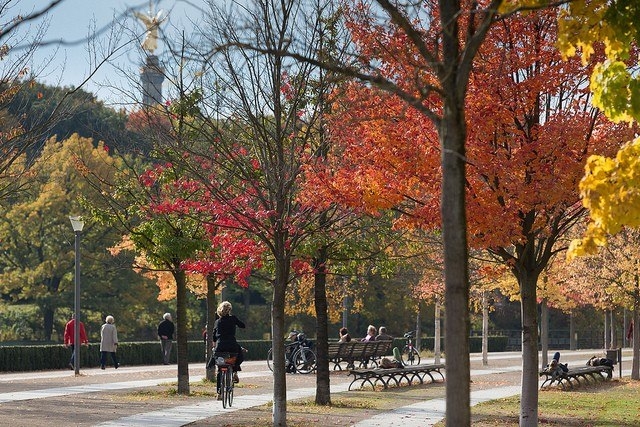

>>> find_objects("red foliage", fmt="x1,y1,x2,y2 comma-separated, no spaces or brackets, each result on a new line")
138,162,266,288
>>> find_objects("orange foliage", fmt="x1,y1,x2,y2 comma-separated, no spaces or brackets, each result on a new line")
307,8,633,257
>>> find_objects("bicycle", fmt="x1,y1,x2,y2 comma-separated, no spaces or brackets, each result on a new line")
291,342,317,374
402,331,421,365
267,333,316,374
214,352,237,408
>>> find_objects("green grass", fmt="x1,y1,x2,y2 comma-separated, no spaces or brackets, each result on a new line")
436,380,640,426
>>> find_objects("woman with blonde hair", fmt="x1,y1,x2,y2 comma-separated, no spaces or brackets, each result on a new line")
361,325,377,342
212,301,246,384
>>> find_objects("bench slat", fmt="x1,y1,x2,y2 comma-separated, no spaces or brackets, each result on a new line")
348,363,445,391
327,340,393,371
539,365,612,390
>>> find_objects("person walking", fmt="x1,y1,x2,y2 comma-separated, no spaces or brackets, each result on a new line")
63,314,88,370
100,315,119,369
157,312,175,365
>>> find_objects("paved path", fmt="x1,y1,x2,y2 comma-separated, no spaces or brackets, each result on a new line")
0,349,633,426
355,350,634,426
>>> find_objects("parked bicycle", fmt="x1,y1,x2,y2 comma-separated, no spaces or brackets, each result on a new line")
214,352,237,408
402,331,421,365
267,331,316,374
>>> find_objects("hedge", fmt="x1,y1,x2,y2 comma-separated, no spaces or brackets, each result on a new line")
0,336,508,372
0,339,272,372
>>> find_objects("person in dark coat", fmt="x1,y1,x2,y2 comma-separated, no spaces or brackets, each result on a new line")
213,301,245,383
157,313,175,365
375,326,393,341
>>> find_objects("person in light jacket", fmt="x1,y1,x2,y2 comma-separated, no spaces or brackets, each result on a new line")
100,315,119,369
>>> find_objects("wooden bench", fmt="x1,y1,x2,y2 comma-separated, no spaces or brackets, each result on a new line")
327,340,393,370
539,365,613,390
348,363,445,390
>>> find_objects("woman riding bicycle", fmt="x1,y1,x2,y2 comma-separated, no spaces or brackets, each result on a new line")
212,301,245,383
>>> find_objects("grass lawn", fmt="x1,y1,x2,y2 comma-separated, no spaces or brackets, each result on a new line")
446,379,640,426
124,374,639,426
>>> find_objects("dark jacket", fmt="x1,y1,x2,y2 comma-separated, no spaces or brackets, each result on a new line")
157,319,175,340
375,334,393,341
213,315,245,349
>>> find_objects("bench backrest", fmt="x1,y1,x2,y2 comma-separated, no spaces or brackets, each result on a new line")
327,339,393,360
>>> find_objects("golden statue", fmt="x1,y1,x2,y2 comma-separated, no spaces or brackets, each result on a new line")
134,2,166,54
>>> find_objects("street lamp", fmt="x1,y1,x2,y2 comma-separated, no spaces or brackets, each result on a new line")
69,215,84,375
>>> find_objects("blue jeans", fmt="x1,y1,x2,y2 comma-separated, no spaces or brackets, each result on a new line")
68,344,76,366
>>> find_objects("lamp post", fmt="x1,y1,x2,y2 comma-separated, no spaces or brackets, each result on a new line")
69,216,84,375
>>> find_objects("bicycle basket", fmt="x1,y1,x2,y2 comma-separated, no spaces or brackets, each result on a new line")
214,352,237,366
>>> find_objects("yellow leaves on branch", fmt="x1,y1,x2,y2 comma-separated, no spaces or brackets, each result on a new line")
556,1,614,62
590,60,638,124
568,137,640,260
557,1,640,123
558,0,640,261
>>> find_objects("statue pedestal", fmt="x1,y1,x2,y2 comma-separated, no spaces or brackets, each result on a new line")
140,55,164,106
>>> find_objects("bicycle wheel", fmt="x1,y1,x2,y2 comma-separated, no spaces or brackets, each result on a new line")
267,347,274,372
219,368,228,408
293,347,317,374
402,346,421,365
225,368,234,407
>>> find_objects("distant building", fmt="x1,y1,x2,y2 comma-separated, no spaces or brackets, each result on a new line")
140,55,164,106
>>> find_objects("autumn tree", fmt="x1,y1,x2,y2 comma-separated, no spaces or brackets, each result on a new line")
129,1,355,421
0,134,127,339
558,0,640,383
567,228,640,379
310,6,633,425
0,1,139,200
0,1,61,200
287,214,428,335
560,0,640,259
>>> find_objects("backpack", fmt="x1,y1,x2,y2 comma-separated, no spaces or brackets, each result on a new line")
587,356,614,368
380,357,403,369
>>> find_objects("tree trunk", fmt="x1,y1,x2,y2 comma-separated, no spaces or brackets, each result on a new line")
439,100,471,426
272,254,289,426
540,300,549,369
205,274,217,382
610,311,617,348
415,307,422,353
604,311,610,349
570,310,576,350
632,308,639,380
43,306,54,342
175,268,190,395
434,300,441,365
44,276,61,341
313,245,331,405
342,288,349,328
482,292,488,367
519,273,539,427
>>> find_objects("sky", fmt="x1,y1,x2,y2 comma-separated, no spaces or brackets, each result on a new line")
9,0,204,106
